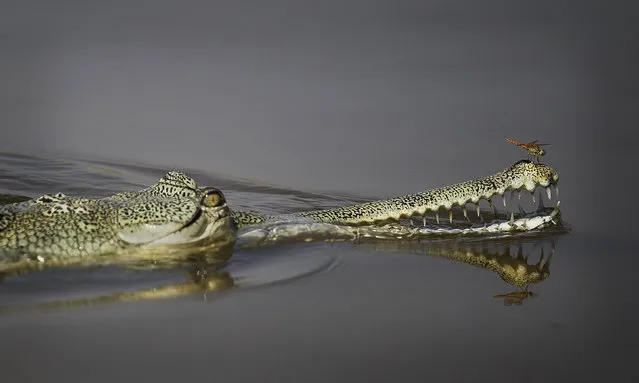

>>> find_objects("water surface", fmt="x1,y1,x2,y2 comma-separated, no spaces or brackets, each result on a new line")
0,153,636,382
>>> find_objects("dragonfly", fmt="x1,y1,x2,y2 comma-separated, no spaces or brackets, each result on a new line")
493,289,537,306
506,138,550,164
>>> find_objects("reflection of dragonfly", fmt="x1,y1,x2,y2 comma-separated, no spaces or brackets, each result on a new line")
494,288,537,306
506,138,550,164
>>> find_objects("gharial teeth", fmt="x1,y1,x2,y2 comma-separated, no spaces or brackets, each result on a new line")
537,191,545,210
423,216,427,226
436,212,440,224
510,211,514,224
449,210,453,224
502,195,506,207
546,187,552,200
532,194,536,204
477,204,481,218
463,206,468,218
518,191,521,200
556,184,560,198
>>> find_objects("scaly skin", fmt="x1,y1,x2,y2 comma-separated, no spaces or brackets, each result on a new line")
0,171,235,272
232,160,559,227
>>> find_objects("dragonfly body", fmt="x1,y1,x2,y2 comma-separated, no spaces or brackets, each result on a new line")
506,138,549,163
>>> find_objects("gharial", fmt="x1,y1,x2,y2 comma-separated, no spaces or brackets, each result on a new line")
0,159,563,275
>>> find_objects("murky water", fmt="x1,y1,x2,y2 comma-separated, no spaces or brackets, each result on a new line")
0,152,636,382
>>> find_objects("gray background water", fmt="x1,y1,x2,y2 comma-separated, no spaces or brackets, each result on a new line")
1,1,638,382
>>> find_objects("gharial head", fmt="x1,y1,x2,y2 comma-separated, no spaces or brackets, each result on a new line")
116,171,237,251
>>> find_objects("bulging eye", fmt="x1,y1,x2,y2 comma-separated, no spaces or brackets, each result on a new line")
201,188,225,207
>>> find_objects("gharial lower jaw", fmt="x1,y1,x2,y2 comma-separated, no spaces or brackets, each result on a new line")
406,201,562,235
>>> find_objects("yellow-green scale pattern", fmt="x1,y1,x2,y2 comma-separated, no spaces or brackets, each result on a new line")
232,160,558,228
0,171,207,260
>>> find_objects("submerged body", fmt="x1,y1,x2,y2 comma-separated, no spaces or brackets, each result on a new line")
0,160,562,272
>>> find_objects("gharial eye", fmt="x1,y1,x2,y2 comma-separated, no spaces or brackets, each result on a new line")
201,188,225,207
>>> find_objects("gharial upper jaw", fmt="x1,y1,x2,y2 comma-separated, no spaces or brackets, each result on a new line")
502,160,559,193
405,160,562,233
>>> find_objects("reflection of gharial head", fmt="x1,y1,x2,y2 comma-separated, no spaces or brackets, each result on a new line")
349,235,556,288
